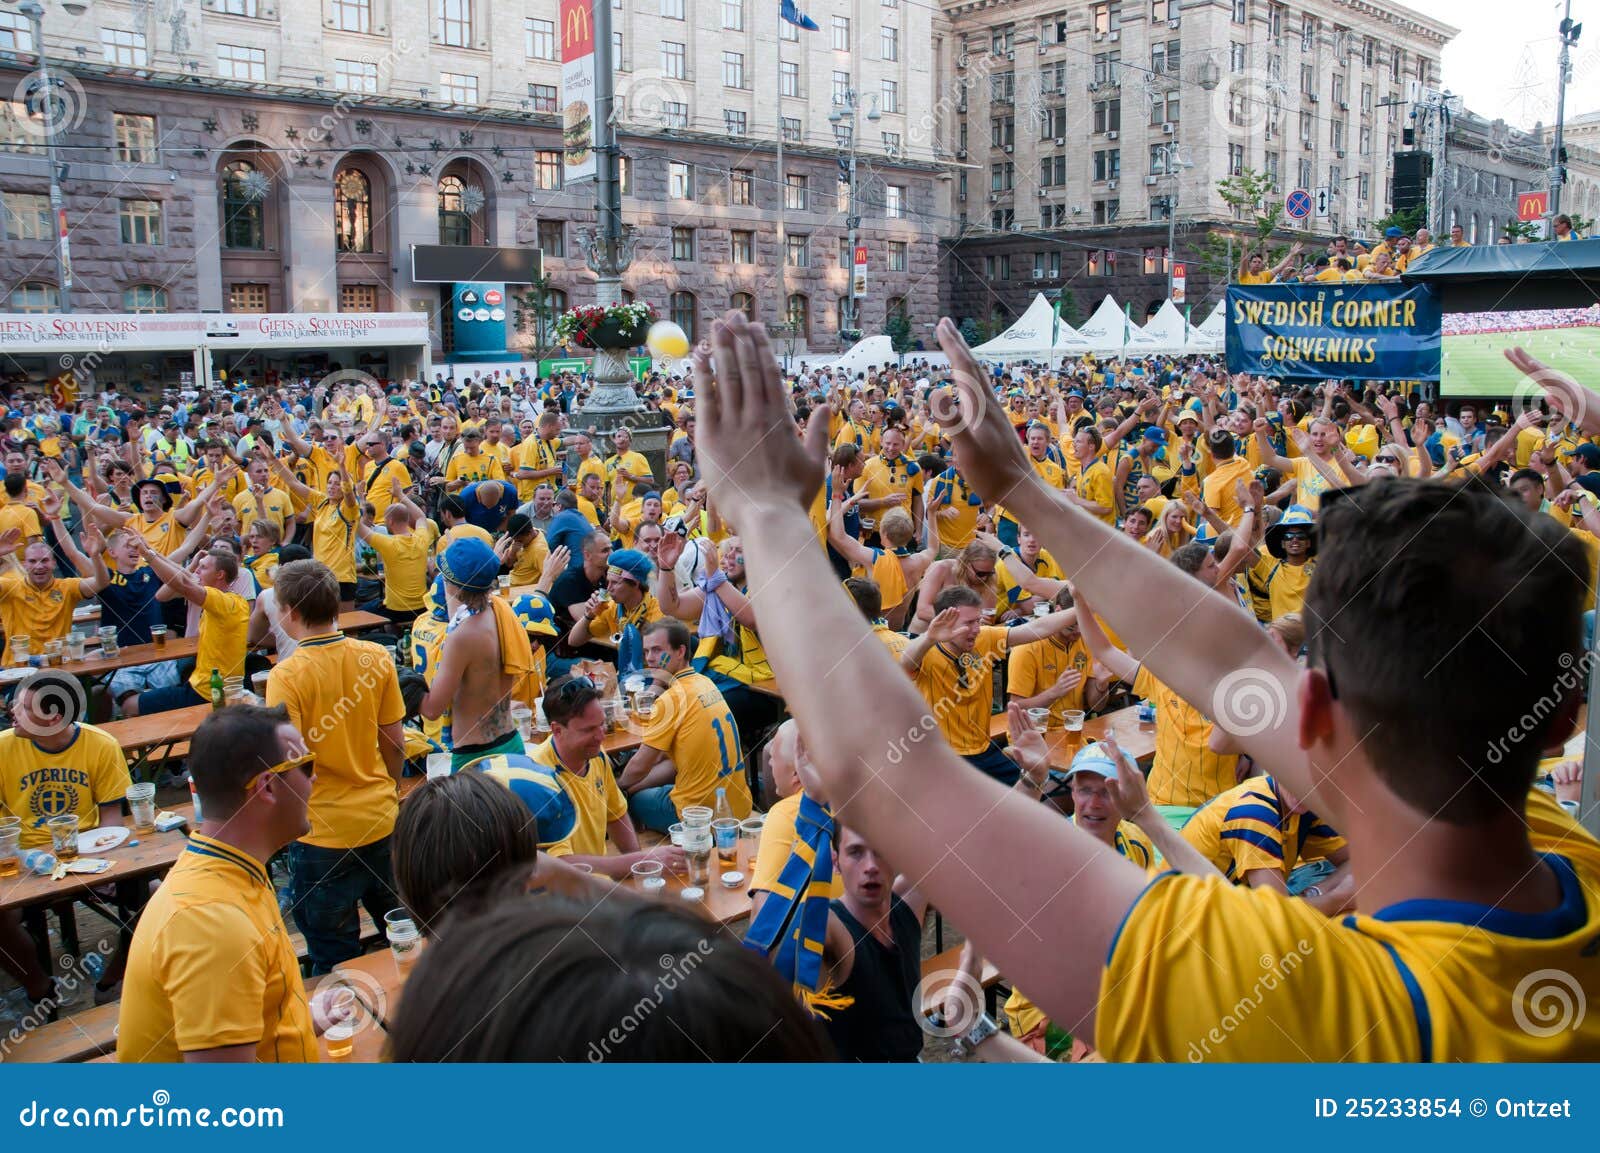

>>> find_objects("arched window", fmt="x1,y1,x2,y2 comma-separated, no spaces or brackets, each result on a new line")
730,291,755,320
10,282,59,313
221,160,265,250
124,285,168,313
438,174,479,245
335,168,373,253
1469,214,1480,244
670,291,697,342
1487,216,1497,242
786,293,809,339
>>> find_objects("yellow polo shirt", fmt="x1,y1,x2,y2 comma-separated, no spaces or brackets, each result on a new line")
641,669,752,818
365,520,439,612
0,572,85,664
1132,665,1239,808
267,632,405,849
189,587,250,698
606,449,653,505
912,625,1008,756
1006,634,1092,725
0,724,131,850
310,496,360,584
232,487,295,537
445,450,504,487
525,736,627,858
118,834,316,1062
0,503,42,554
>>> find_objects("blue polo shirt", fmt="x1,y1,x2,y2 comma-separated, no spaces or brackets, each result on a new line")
96,565,163,646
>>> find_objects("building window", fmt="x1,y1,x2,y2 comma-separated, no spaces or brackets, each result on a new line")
335,60,378,93
339,284,378,312
1153,40,1181,74
991,24,1014,53
438,174,481,245
780,61,799,97
113,113,158,163
999,255,1012,280
1,192,50,240
782,14,798,41
217,44,266,81
724,109,747,135
832,15,850,51
786,234,809,267
782,117,802,142
534,150,562,190
881,25,898,61
991,162,1014,192
730,169,753,206
730,291,754,319
1094,99,1122,134
221,161,265,250
530,83,558,113
663,102,688,129
787,294,809,338
833,71,851,106
882,79,899,114
669,161,693,199
839,236,852,267
881,131,900,154
220,0,259,15
227,283,269,312
10,283,60,313
662,41,686,79
731,231,754,264
723,51,746,89
334,168,372,253
332,0,371,33
1041,155,1067,185
671,227,695,261
1093,149,1120,181
526,17,555,60
1228,143,1244,174
613,31,622,71
533,219,564,258
1092,52,1119,84
1093,199,1119,224
785,173,808,211
101,29,148,67
660,0,684,16
991,115,1014,148
124,285,168,313
1091,2,1115,34
670,292,697,341
886,185,906,218
439,73,478,104
0,10,35,51
888,241,907,271
1233,0,1247,22
437,0,472,47
723,0,744,31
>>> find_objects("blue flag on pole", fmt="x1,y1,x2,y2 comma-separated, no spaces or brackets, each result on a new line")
780,0,820,31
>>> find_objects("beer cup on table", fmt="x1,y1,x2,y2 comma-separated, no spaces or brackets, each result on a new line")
48,814,80,862
385,908,421,971
127,782,157,836
0,817,21,879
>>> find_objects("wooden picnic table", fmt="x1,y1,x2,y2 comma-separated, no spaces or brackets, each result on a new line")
987,704,1156,768
100,704,210,776
0,804,194,914
54,610,391,679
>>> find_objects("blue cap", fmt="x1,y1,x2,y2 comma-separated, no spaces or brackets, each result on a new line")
1142,426,1168,446
512,591,559,637
1384,226,1403,238
606,548,654,584
1065,741,1132,780
438,538,501,592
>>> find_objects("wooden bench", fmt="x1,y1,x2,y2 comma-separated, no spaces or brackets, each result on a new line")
4,1001,120,1063
921,944,1005,1017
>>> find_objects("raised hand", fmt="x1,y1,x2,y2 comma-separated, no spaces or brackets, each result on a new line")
923,607,964,645
932,318,1036,507
1505,347,1600,436
1003,702,1053,790
1101,743,1153,822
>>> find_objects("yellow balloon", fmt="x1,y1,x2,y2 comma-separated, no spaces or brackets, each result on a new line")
647,320,690,360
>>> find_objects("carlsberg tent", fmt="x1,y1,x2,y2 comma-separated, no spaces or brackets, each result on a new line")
1078,295,1161,356
971,294,1093,362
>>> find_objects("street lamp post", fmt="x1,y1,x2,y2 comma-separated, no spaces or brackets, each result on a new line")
1156,142,1191,298
829,88,877,348
19,1,72,314
1551,0,1582,217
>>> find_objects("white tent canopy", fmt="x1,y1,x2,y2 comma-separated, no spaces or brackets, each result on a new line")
1184,301,1226,354
1137,299,1196,356
971,293,1092,362
1077,295,1161,356
822,334,897,377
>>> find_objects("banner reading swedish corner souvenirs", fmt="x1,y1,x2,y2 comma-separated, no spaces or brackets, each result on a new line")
1225,282,1441,381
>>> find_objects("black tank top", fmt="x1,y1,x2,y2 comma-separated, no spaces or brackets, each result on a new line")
825,897,923,1062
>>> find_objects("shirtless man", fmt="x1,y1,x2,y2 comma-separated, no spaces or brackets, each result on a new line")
420,538,527,770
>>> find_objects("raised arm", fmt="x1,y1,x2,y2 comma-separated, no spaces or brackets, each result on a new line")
825,491,874,570
134,536,208,607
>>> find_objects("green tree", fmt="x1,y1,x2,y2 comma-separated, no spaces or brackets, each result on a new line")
884,311,914,358
958,317,981,346
1047,287,1082,328
512,274,560,361
1567,212,1595,237
1372,205,1427,238
1195,168,1292,283
1502,218,1541,243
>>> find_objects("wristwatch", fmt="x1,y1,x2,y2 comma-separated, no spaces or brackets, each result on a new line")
951,1012,1000,1059
1303,884,1323,898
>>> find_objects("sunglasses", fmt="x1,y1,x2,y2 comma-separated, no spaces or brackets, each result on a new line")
251,751,315,791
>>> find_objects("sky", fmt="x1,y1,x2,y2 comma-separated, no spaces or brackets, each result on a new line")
1403,0,1599,128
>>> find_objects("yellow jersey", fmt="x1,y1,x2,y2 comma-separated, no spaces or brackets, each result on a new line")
871,623,910,661
362,458,412,521
232,487,294,536
1237,269,1274,285
1132,665,1239,808
189,588,250,698
1076,459,1118,525
1202,457,1253,528
513,436,563,501
1100,788,1600,1061
929,467,982,551
641,670,752,818
1007,634,1092,725
0,572,85,664
751,790,843,898
310,495,360,583
434,522,495,562
997,548,1064,608
0,723,131,850
1248,552,1315,622
589,592,664,638
1181,776,1345,882
267,632,406,850
606,449,653,505
0,503,41,554
365,520,439,612
1287,455,1347,512
912,625,1008,756
858,453,925,521
507,531,551,586
525,735,627,858
445,450,504,487
132,510,185,557
118,833,315,1062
